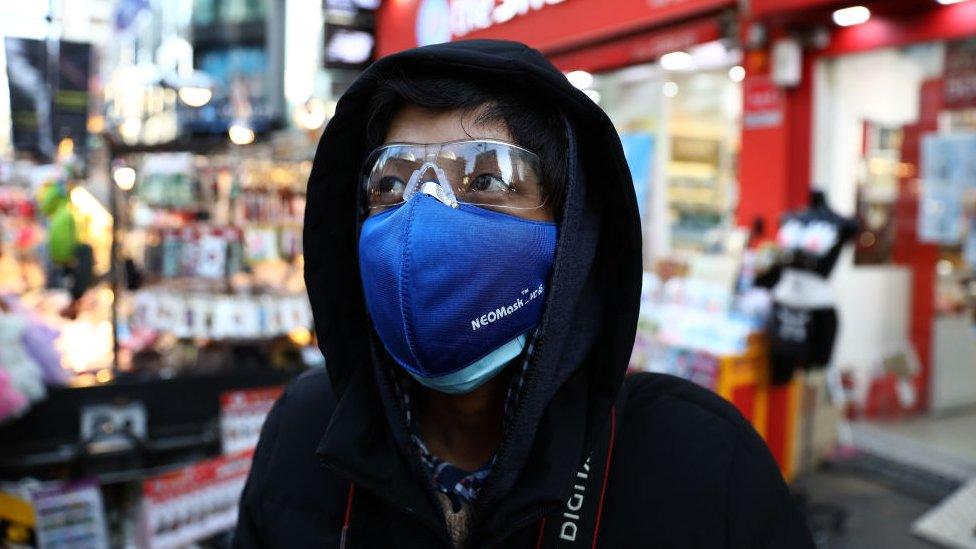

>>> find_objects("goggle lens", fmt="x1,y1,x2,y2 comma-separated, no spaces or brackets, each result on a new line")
363,140,545,211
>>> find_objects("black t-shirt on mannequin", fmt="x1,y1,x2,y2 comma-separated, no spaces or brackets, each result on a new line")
767,191,859,385
777,191,859,277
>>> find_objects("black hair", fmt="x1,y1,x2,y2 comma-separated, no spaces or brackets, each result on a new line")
364,72,568,217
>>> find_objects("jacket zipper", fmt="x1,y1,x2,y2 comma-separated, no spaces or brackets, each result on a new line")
468,331,546,544
382,365,457,547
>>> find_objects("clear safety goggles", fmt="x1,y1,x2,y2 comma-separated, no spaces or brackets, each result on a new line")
362,139,547,212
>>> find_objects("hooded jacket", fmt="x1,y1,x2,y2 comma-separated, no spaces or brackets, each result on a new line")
233,40,814,549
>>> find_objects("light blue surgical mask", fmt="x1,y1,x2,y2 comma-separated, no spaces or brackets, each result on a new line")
408,334,528,394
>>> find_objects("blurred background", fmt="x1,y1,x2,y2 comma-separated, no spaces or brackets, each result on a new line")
0,0,974,547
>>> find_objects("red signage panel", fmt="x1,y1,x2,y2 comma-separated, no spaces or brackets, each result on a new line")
824,2,976,55
748,0,843,19
377,0,734,58
549,17,722,73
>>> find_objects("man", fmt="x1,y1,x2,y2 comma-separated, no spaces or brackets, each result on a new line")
233,40,813,548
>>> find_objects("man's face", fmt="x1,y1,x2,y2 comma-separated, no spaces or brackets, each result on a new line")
380,104,555,222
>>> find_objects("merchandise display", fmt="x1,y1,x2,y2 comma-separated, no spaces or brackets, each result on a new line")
0,163,114,423
139,450,254,549
0,0,319,545
220,386,282,454
113,147,314,376
0,479,109,548
632,253,771,390
593,42,742,254
765,192,859,385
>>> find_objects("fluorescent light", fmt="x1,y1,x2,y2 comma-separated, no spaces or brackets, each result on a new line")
728,65,746,83
228,123,255,145
660,51,693,71
583,89,601,104
663,81,679,98
113,167,137,191
832,6,871,26
936,0,969,4
178,86,212,107
565,70,594,89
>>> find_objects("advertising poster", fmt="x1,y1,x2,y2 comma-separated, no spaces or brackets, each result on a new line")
3,38,54,160
619,132,655,221
3,39,91,161
29,479,109,549
141,450,254,549
53,41,92,155
918,133,976,244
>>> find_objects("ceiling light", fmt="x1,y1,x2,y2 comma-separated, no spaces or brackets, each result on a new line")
936,0,969,4
728,65,746,83
583,89,601,104
832,6,871,27
228,123,255,145
663,81,679,98
660,51,693,71
565,70,594,89
178,86,212,107
113,166,136,191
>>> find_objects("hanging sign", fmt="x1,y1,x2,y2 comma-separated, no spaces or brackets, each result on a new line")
3,38,54,160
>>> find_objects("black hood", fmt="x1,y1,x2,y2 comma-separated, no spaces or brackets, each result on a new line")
304,39,642,547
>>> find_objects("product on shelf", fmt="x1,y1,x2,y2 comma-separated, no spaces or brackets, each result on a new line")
220,386,282,454
0,479,109,548
115,149,313,375
139,450,254,549
129,290,312,340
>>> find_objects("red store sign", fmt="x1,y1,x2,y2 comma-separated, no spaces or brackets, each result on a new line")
549,17,722,73
376,0,734,57
748,0,842,18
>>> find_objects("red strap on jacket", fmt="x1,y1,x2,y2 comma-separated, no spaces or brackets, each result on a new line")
536,405,618,549
340,482,355,549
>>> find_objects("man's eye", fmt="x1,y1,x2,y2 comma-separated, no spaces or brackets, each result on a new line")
377,175,406,194
469,174,508,192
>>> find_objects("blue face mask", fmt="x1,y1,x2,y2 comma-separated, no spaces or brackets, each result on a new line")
358,193,557,394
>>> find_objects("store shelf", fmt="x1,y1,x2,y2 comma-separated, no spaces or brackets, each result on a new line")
0,369,296,480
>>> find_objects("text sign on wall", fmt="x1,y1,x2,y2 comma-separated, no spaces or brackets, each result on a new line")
452,0,568,37
743,75,784,130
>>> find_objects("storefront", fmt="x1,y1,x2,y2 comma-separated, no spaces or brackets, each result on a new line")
744,0,976,420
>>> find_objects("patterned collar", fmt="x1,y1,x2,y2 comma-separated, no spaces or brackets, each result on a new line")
392,332,536,512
